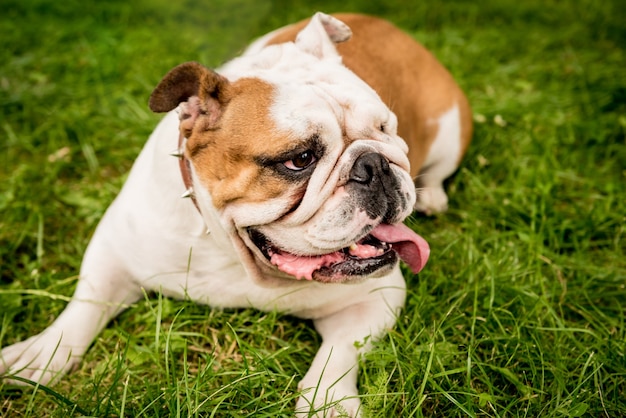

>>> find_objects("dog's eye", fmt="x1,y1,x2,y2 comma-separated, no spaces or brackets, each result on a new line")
284,151,316,171
379,122,386,133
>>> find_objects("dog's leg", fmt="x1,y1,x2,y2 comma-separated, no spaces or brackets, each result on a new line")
414,104,464,215
414,167,453,215
295,270,406,417
0,234,142,385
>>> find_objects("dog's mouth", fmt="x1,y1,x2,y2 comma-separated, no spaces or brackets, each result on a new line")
248,224,430,283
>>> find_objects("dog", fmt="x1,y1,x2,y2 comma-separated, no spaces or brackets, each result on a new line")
1,12,471,417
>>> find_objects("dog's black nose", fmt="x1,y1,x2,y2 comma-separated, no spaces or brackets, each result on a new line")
347,152,406,222
349,152,390,185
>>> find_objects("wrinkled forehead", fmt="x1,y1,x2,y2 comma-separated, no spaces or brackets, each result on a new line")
220,43,390,130
274,49,391,128
267,81,394,151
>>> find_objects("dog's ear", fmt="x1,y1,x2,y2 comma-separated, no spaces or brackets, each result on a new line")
295,12,352,59
149,62,230,113
150,62,231,137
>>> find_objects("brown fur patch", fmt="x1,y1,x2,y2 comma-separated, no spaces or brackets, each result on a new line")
266,14,473,177
187,77,301,210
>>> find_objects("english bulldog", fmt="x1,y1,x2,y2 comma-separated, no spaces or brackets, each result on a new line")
1,12,471,417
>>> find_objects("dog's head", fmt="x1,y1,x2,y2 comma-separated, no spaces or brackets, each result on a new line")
149,13,429,284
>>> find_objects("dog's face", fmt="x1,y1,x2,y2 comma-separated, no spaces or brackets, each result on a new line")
150,14,429,284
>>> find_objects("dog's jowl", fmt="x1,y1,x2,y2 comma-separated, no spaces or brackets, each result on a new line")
1,12,471,417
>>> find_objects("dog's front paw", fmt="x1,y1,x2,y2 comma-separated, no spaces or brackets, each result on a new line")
0,328,83,386
295,383,362,418
414,185,449,215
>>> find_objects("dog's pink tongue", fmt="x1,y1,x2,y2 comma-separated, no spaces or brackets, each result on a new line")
370,223,430,273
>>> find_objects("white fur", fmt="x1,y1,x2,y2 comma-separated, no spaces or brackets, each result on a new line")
414,104,462,214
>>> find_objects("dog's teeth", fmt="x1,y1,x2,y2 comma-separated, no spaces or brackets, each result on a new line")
349,243,358,252
169,148,184,158
205,227,211,235
181,188,195,198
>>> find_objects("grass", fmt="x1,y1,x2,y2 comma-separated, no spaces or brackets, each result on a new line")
1,0,625,416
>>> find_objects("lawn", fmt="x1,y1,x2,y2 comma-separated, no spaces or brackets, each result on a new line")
1,0,625,416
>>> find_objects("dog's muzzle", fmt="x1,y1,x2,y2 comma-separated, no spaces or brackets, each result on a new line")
246,151,430,283
347,152,409,223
